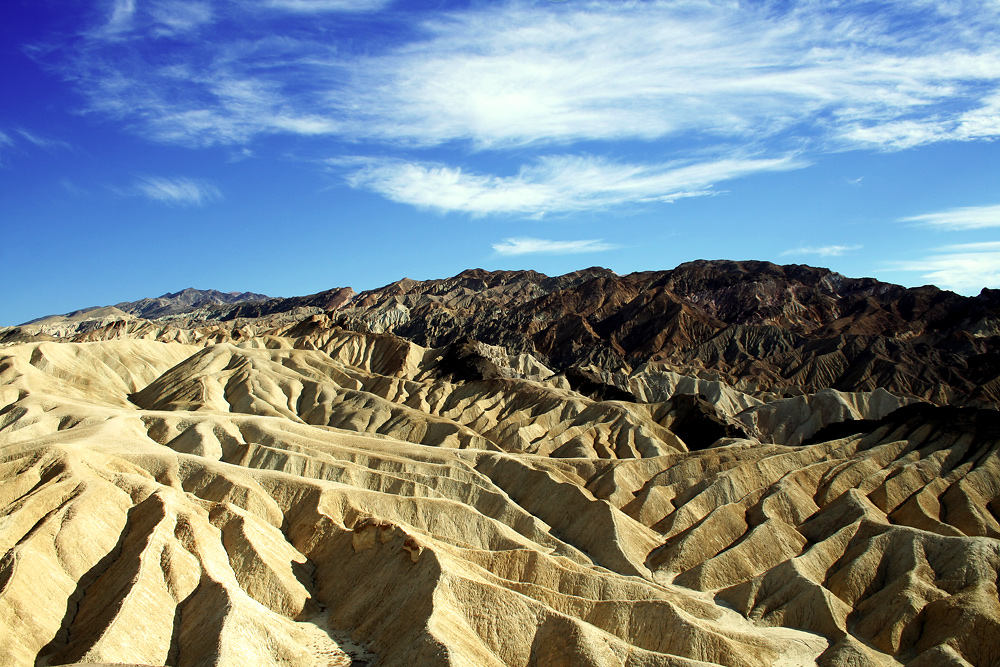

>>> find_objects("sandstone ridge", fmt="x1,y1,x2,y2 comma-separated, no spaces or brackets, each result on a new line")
1,321,998,666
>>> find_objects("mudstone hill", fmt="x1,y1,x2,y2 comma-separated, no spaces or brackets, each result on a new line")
2,260,998,667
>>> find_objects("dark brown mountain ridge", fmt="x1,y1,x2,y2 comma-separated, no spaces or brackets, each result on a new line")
4,261,1000,667
332,260,1000,407
9,259,1000,408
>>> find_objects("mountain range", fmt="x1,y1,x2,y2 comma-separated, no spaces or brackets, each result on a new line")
11,260,1000,408
1,260,998,667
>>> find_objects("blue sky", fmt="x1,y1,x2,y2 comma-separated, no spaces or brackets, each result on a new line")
3,0,1000,325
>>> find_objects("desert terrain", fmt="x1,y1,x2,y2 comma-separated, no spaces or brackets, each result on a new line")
2,262,999,667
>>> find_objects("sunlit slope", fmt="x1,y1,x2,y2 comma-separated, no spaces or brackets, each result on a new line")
16,261,1000,409
1,336,997,667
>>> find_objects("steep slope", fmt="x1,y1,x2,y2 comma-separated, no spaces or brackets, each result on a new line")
115,288,273,319
19,289,272,329
10,261,1000,409
329,262,1000,407
1,330,998,667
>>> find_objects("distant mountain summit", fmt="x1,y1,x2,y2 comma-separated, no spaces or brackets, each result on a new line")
4,260,1000,667
327,260,1000,407
20,288,272,327
114,288,272,319
4,261,1000,667
8,260,1000,407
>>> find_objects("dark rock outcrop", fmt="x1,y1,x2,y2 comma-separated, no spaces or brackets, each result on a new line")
561,367,639,403
19,260,1000,408
116,287,272,318
655,393,751,450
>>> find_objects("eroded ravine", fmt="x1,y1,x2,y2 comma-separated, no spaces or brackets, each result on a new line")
1,336,998,667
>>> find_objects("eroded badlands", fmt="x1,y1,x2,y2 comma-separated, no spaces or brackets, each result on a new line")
1,325,998,667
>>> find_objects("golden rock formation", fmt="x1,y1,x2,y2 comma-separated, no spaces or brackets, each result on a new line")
1,331,997,666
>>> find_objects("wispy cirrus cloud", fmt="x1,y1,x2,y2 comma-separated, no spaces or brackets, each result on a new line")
493,237,620,256
150,1,213,35
95,0,211,37
55,0,1000,151
62,44,345,146
889,242,1000,292
93,0,136,37
781,245,862,258
901,203,1000,230
15,130,72,151
0,127,72,164
0,130,11,166
844,92,1000,151
260,0,393,12
127,176,221,206
337,5,1000,151
339,154,802,216
41,0,1000,215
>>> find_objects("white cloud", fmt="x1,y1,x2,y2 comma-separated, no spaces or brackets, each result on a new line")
150,1,213,34
102,0,136,35
95,0,213,37
16,130,51,147
901,203,1000,230
340,154,803,215
335,3,1000,150
954,93,1000,140
15,130,72,151
0,130,10,166
938,241,1000,252
260,0,392,12
781,245,862,257
0,128,71,164
840,120,951,151
130,176,221,206
44,0,1000,215
75,59,344,146
891,208,1000,291
890,246,1000,292
59,0,1000,151
492,237,619,256
844,92,1000,150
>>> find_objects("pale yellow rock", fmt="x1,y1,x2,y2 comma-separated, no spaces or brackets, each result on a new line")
0,336,997,667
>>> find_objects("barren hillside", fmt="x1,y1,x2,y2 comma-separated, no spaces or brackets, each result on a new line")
2,263,998,667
